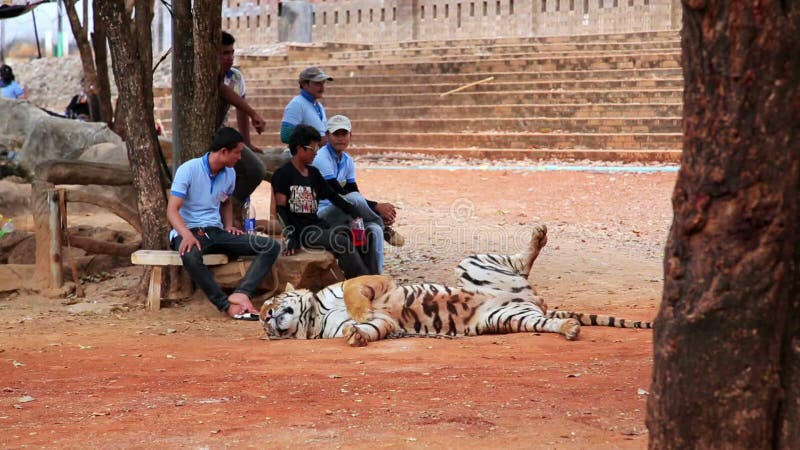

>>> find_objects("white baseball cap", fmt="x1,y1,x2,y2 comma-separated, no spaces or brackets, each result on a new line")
326,115,352,133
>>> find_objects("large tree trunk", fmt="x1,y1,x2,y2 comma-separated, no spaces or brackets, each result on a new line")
96,0,168,251
63,0,98,98
647,2,800,449
172,0,221,162
91,3,114,126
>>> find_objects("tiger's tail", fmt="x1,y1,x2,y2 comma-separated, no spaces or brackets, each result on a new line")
546,310,653,329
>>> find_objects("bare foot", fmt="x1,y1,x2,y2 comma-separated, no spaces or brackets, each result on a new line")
228,293,258,314
226,303,247,318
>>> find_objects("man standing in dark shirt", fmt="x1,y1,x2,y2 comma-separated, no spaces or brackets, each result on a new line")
271,125,371,279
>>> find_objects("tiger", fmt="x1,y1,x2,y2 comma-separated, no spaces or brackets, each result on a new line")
260,224,652,346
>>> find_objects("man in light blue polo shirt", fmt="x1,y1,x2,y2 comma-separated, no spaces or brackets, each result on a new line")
313,115,404,274
280,66,332,146
167,127,280,318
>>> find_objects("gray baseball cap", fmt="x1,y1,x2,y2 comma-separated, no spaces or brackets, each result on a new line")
299,66,334,82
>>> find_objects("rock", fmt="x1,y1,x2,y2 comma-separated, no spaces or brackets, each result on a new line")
66,301,124,316
79,142,129,167
20,115,123,175
0,264,36,292
0,231,33,264
7,235,35,264
0,98,49,142
210,248,339,292
0,180,30,217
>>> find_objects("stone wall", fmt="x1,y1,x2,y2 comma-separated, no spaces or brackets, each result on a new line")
222,0,680,47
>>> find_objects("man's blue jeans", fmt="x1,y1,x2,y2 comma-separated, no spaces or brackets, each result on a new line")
170,227,280,312
318,192,384,274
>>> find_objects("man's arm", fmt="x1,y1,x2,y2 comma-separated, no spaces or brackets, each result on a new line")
167,194,201,255
220,198,244,234
220,82,265,133
235,107,257,150
274,192,302,255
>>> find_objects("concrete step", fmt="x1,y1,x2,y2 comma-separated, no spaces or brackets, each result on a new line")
248,45,682,67
241,51,681,77
157,69,683,93
261,68,683,85
241,78,684,96
155,103,683,123
369,30,681,48
159,116,682,137
344,146,682,163
249,131,682,151
154,89,682,110
333,39,681,60
324,117,683,134
325,47,682,66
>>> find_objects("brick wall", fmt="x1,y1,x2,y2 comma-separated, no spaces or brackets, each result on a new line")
222,0,680,47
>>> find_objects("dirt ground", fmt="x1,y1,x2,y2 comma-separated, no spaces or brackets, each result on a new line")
0,165,676,449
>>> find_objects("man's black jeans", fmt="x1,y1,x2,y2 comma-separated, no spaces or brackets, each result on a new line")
171,227,280,312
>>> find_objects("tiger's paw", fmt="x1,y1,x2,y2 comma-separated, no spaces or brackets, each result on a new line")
343,324,369,347
560,319,581,341
530,224,548,252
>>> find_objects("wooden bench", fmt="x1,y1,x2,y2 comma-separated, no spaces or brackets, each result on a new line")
131,248,342,311
131,250,229,311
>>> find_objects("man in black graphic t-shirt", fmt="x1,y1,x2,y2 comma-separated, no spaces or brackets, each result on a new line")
271,125,373,278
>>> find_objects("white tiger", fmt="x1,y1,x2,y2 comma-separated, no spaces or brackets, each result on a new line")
260,224,652,346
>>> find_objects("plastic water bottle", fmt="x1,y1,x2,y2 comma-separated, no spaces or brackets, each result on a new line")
350,217,366,248
243,197,256,235
0,216,13,240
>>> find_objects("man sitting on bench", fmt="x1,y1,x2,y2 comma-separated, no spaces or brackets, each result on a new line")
167,127,281,318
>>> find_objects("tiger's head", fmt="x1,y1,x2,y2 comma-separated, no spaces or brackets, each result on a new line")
260,284,316,339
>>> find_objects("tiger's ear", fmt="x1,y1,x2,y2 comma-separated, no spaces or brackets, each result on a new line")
284,282,296,292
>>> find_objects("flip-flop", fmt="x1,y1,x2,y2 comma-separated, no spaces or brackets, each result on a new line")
232,312,259,321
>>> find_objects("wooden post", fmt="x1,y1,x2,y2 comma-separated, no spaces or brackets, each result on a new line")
33,181,51,287
33,182,63,290
146,266,162,311
46,189,63,289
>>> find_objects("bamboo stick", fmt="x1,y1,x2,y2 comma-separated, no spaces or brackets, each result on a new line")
439,76,495,97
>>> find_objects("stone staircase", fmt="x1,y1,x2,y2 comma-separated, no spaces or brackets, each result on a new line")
154,31,683,162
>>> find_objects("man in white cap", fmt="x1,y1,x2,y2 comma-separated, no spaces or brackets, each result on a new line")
313,114,404,275
280,66,333,146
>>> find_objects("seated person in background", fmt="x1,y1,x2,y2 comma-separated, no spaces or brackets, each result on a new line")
280,66,333,146
0,64,26,100
217,31,268,205
167,127,281,318
313,115,404,275
65,78,100,121
272,124,372,279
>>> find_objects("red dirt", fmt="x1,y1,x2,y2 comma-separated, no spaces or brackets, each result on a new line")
0,166,675,448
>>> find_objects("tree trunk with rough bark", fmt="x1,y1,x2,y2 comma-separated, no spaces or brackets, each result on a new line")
647,2,800,449
63,0,113,125
172,0,221,161
91,3,114,126
96,0,167,251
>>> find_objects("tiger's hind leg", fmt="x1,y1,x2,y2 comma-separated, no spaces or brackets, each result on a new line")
521,224,548,277
343,275,397,323
477,301,580,340
342,312,398,347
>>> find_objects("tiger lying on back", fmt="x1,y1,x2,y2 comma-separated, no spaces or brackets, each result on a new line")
260,224,652,346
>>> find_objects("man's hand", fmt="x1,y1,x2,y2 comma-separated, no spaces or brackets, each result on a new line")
282,238,299,256
374,203,397,226
226,226,244,235
251,115,266,134
248,143,264,154
178,232,201,256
